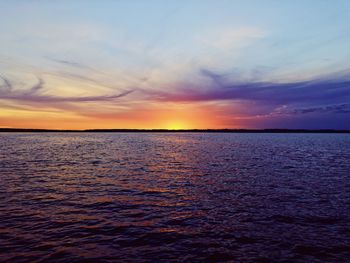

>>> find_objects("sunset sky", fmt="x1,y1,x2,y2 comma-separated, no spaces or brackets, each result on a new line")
1,0,350,129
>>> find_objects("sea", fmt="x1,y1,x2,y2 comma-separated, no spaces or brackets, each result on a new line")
0,133,349,262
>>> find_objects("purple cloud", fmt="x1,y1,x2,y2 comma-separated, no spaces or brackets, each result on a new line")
147,69,350,114
152,70,350,105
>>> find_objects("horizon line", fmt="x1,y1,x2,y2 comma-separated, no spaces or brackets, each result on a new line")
1,128,350,133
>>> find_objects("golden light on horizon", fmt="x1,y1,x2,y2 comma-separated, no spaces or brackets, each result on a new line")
165,120,188,130
0,101,239,130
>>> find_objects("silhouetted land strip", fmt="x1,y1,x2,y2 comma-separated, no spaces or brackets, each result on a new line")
1,128,350,133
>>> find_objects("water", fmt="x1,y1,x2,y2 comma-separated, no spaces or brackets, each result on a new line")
0,133,349,262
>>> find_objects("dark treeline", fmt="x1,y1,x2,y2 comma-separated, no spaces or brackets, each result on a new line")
1,128,350,133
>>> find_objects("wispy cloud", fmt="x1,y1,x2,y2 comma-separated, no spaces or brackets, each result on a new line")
149,69,350,106
0,76,13,92
273,103,350,115
201,27,266,51
48,57,89,69
0,75,134,103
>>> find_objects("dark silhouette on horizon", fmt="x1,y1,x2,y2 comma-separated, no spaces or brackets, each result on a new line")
0,128,349,133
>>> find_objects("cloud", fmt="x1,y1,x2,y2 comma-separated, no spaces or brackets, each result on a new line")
0,76,13,92
201,27,265,50
138,68,350,126
22,78,44,96
149,69,350,106
0,75,134,103
48,58,89,69
274,103,350,115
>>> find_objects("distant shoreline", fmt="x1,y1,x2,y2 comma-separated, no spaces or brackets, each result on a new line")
0,128,350,133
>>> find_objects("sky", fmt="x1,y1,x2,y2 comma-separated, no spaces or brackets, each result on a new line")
1,0,350,129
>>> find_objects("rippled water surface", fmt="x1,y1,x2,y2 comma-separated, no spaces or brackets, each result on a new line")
1,133,350,262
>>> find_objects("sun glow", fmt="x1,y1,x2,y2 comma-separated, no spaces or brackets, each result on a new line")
165,121,187,130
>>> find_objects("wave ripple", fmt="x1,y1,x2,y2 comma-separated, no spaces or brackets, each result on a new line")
1,133,350,262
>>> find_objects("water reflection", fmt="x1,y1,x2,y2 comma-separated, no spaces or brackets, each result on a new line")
0,133,350,262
